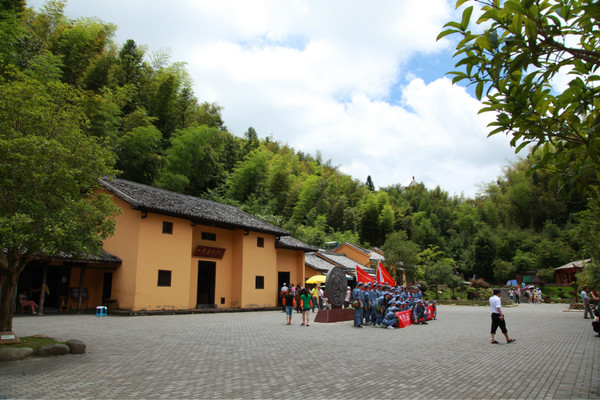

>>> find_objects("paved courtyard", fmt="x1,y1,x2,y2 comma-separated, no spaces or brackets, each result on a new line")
1,303,598,399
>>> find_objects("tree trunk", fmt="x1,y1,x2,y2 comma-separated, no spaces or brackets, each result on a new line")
0,269,18,332
38,265,48,315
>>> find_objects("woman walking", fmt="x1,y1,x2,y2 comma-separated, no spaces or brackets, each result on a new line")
300,288,312,326
283,288,295,325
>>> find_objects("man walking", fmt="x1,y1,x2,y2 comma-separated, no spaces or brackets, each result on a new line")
581,287,593,319
490,289,516,344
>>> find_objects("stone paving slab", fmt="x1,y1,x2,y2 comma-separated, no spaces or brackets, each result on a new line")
0,303,598,399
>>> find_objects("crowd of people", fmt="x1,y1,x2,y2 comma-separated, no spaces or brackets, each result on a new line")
279,281,437,329
280,282,326,326
351,282,436,329
508,286,544,304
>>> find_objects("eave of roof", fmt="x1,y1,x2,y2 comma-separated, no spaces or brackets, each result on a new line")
334,241,370,256
276,236,318,252
101,177,289,237
554,258,592,270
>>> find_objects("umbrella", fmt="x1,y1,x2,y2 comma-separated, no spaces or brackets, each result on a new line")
306,275,327,284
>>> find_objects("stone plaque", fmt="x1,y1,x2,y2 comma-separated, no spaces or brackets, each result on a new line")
326,267,347,307
0,331,20,345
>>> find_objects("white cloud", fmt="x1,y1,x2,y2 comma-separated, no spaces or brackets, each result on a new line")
27,0,519,197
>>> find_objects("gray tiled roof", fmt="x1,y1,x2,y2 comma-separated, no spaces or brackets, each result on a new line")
276,236,318,252
319,251,374,274
305,252,337,273
53,249,122,265
554,259,591,270
101,177,289,236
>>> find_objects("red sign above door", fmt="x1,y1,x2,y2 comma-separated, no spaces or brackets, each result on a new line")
193,246,226,259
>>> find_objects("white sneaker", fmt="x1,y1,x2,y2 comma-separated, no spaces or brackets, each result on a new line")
387,326,394,329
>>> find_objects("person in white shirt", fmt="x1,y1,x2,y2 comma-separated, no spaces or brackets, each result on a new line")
490,289,516,344
581,288,593,319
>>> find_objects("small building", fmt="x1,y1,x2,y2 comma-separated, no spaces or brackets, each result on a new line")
332,242,384,268
554,259,592,285
17,178,315,313
304,250,374,285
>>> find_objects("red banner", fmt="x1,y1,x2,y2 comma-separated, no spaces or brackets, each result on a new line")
396,310,412,328
355,265,375,284
377,261,396,286
193,246,226,259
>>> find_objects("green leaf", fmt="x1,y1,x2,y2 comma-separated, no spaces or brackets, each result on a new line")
461,6,474,30
476,81,484,99
437,29,458,41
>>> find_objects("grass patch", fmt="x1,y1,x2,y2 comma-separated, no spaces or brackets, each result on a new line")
0,336,64,350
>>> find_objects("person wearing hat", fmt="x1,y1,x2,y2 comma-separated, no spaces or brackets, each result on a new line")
382,301,399,329
352,282,364,328
490,289,516,344
368,283,379,326
373,293,387,327
412,299,428,325
362,282,372,326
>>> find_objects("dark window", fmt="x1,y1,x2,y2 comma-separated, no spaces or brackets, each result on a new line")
255,276,264,289
157,270,172,287
162,221,173,234
201,232,216,241
257,237,264,247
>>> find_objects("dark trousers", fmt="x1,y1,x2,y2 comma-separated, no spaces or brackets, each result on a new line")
491,313,507,334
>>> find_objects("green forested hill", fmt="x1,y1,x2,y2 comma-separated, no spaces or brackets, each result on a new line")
1,0,597,287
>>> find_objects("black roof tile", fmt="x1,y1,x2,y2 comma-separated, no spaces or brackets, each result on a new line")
101,177,289,236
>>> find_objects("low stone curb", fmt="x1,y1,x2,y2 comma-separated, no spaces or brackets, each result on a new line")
0,339,86,362
0,347,34,362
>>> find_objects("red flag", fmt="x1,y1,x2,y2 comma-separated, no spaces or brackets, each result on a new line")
355,265,375,284
377,261,396,286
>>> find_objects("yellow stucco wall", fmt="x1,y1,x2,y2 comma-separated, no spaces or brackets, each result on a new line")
102,193,193,310
189,226,235,308
68,268,105,310
100,190,305,311
304,266,321,280
133,213,193,310
240,232,277,307
101,194,141,310
278,248,305,293
334,244,369,266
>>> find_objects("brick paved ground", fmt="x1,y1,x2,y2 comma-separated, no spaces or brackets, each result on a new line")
1,303,598,399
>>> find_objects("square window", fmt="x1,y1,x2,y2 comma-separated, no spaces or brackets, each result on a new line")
201,232,216,241
257,237,264,248
157,270,172,287
162,221,173,234
255,276,264,289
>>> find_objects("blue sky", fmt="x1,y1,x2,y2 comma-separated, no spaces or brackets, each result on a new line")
28,0,520,197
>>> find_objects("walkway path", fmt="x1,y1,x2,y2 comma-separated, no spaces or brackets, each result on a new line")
1,303,598,399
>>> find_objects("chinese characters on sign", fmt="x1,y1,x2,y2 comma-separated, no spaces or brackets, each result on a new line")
194,246,226,259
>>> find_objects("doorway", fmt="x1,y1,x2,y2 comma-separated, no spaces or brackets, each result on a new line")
197,261,216,308
277,271,290,305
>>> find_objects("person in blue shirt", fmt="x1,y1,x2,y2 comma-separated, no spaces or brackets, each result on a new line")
413,300,428,325
352,282,364,328
382,302,400,329
362,283,372,326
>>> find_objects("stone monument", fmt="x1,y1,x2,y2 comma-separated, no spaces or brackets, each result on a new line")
314,266,354,323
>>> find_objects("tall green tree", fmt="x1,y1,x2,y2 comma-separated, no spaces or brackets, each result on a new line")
157,125,228,195
0,76,118,332
382,231,421,283
439,0,600,199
